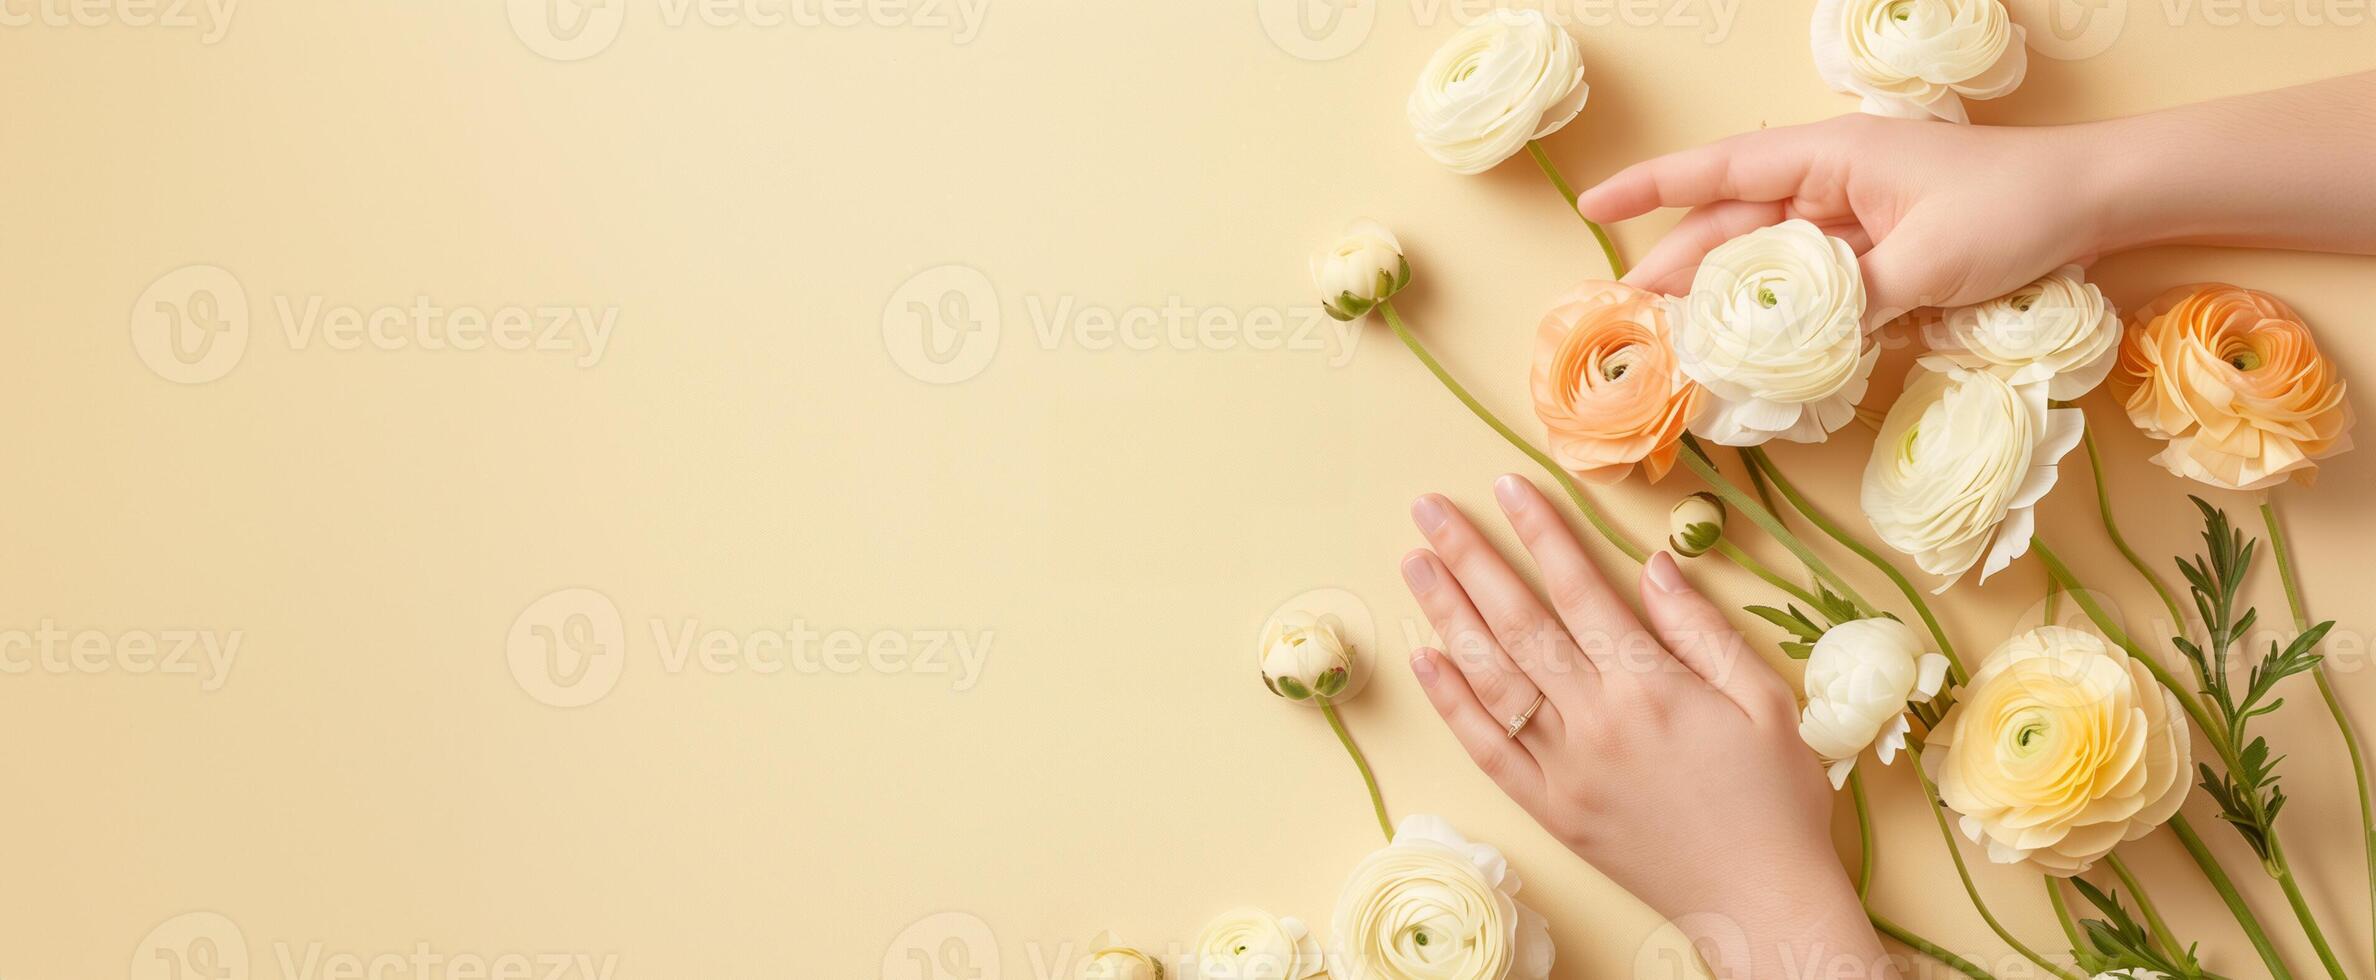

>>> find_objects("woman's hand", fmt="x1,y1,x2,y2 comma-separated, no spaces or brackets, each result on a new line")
1576,113,2106,327
1401,475,1891,979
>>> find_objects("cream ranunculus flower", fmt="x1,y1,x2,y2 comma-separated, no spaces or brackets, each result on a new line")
1194,907,1325,980
1259,611,1355,703
1798,617,1951,789
1920,265,2122,400
1676,219,1876,446
1078,934,1166,980
1313,219,1410,322
1333,815,1553,980
1810,0,2027,124
1927,626,2193,876
1863,366,2083,590
1407,9,1588,175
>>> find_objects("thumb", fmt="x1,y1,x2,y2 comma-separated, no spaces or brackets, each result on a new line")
1855,217,1969,331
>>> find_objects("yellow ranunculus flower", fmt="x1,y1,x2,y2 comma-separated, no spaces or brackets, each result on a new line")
1926,626,2191,876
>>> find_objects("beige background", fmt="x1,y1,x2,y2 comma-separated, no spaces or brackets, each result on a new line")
2,1,2374,977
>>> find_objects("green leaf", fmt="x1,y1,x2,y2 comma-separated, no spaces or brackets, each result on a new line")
1275,676,1311,701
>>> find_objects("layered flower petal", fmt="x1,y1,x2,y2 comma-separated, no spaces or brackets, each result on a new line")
1927,626,2192,876
1920,265,2122,399
1530,280,1704,483
1333,815,1553,980
1810,0,2027,123
1312,220,1411,322
1799,617,1951,788
1260,612,1355,703
1676,220,1875,446
2114,283,2355,491
1408,10,1588,175
1195,908,1325,980
1863,366,2082,590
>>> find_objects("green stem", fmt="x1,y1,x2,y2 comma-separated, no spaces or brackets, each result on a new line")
2104,853,2182,960
1715,540,1822,609
2269,835,2349,980
2262,496,2376,970
1851,770,1997,979
2031,539,2222,753
2171,808,2295,978
2044,574,2061,626
1523,140,1626,279
1739,447,1787,529
2081,423,2189,630
1743,446,1967,684
1319,698,1393,842
1380,300,1646,564
2045,875,2085,955
1905,745,2085,980
1674,438,1876,617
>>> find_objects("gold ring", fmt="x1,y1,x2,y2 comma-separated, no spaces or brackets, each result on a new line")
1505,692,1546,739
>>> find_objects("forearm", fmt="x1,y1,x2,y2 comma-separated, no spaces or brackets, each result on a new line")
2082,71,2376,256
1665,861,1897,979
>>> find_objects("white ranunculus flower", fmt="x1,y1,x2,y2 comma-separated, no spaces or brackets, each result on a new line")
1863,366,2083,590
1259,611,1355,703
1312,219,1410,322
1810,0,2027,124
1676,219,1876,446
1921,265,2122,399
1798,618,1951,789
1333,815,1554,980
1407,9,1588,175
1079,934,1166,980
1929,626,2192,875
1194,907,1325,980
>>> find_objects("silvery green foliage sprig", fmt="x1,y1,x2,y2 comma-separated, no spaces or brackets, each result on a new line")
2067,878,2219,980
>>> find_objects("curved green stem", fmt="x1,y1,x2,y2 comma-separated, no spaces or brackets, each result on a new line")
2262,496,2376,969
1850,770,1876,900
1319,699,1393,842
1851,770,1997,979
1715,540,1822,609
2170,815,2294,980
1523,140,1625,279
2269,835,2349,980
1904,745,2084,980
1675,438,1876,616
1743,446,1966,684
2082,423,2188,630
1870,910,1997,980
2046,876,2085,955
1379,301,1646,563
2104,853,2181,960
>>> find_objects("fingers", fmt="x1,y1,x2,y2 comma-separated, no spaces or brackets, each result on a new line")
1411,495,1592,698
1637,551,1798,719
1401,548,1568,752
1621,200,1790,295
1856,213,1972,329
1488,475,1654,677
1576,127,1819,224
1410,647,1544,802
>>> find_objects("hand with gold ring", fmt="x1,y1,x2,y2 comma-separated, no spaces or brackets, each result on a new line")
1401,475,1891,980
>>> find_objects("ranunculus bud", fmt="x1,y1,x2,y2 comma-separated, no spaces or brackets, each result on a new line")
1667,492,1725,558
1798,617,1950,788
1311,220,1410,322
1078,938,1165,980
1259,612,1354,703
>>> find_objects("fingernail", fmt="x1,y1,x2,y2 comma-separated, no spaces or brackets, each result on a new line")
1411,650,1438,684
1411,495,1450,532
1492,474,1526,511
1646,550,1690,594
1401,553,1437,590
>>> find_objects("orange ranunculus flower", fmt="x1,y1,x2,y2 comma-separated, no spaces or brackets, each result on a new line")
1530,281,1703,483
2115,283,2354,491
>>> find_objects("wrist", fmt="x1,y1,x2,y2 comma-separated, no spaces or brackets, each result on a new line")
1666,860,1893,978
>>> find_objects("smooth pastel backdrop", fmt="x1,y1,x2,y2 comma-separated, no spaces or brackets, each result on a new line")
2,2,2373,977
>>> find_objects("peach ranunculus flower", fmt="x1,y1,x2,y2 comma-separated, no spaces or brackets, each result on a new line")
1530,281,1703,483
1926,626,2192,876
2116,283,2355,491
